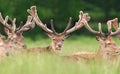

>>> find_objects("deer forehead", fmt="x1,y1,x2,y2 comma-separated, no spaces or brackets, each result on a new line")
105,44,120,52
9,35,23,42
13,34,17,38
105,40,113,44
105,38,115,44
53,34,65,39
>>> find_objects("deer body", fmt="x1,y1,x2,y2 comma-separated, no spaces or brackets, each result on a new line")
63,52,96,62
27,46,54,53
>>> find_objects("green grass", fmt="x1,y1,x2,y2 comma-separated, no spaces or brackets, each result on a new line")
0,36,120,74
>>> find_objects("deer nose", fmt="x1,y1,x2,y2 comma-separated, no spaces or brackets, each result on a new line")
115,50,120,54
58,44,62,48
6,52,9,56
115,51,120,53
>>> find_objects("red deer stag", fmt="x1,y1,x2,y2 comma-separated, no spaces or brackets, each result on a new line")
27,6,90,53
64,18,120,61
0,13,35,56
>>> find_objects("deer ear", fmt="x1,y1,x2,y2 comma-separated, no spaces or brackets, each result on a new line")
45,33,53,38
96,35,102,41
4,27,10,35
96,35,99,41
64,34,71,39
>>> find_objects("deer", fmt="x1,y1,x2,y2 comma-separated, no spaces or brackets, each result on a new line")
0,12,35,56
63,18,120,62
26,6,90,53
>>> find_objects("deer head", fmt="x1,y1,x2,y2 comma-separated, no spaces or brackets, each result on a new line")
0,13,35,50
27,6,90,52
96,35,120,60
83,18,120,60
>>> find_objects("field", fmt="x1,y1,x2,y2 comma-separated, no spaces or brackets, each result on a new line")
0,35,120,74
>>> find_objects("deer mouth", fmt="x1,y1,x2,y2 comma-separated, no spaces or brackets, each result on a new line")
56,48,61,50
55,49,61,53
55,47,62,52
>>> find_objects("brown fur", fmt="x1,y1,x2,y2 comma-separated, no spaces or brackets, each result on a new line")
63,52,96,62
27,46,53,53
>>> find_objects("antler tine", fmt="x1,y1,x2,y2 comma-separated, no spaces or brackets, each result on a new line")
84,21,100,35
27,6,36,17
16,21,24,31
110,23,120,36
17,16,35,33
12,18,16,32
112,18,118,30
109,18,120,38
107,20,112,35
0,13,11,30
98,23,101,32
62,17,72,34
50,19,56,34
27,6,53,34
109,18,120,36
83,13,90,22
98,23,105,36
79,11,84,21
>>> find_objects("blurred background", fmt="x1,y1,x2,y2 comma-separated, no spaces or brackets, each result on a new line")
0,0,120,40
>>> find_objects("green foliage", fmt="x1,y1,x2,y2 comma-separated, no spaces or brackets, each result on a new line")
0,0,120,38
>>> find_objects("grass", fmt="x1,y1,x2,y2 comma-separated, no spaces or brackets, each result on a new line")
0,35,120,74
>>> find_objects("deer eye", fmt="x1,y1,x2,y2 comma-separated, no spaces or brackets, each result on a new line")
106,52,109,55
15,42,17,44
52,38,56,40
11,39,14,42
107,43,111,45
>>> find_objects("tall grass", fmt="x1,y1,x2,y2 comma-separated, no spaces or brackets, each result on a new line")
0,36,120,74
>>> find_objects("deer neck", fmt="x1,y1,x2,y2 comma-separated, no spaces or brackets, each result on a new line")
96,44,110,60
45,45,52,52
46,41,56,52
